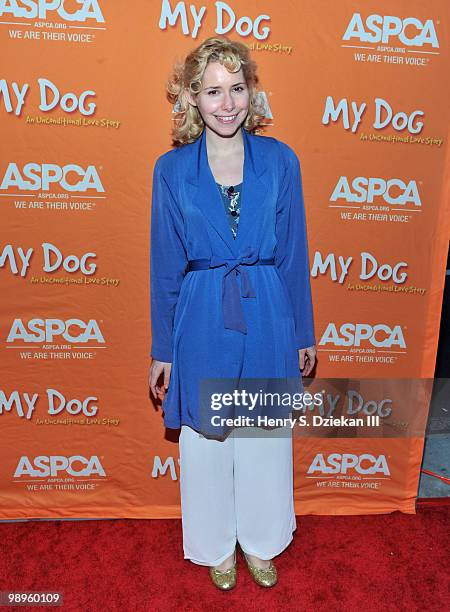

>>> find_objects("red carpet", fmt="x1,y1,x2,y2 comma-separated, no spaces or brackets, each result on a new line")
0,507,448,611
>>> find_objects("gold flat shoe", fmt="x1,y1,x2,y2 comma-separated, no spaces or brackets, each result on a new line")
242,551,277,587
208,549,237,590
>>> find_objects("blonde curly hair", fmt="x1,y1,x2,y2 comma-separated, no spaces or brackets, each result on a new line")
166,36,266,146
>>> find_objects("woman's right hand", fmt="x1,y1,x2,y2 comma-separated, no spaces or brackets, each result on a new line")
149,359,172,401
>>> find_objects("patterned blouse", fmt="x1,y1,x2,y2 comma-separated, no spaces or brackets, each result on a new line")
216,181,243,240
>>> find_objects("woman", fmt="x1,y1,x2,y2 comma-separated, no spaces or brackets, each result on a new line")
149,36,316,590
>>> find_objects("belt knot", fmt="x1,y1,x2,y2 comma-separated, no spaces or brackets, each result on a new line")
188,248,274,334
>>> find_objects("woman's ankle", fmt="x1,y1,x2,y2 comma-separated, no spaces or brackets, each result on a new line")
244,552,271,569
213,550,235,571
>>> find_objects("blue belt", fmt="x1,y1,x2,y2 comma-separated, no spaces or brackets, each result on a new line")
187,251,275,334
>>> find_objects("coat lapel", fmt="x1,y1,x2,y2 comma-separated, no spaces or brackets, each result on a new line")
185,126,269,258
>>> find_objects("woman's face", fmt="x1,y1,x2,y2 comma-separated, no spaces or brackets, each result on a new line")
189,61,250,136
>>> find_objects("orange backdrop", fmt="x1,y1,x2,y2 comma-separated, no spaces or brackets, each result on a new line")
1,1,449,518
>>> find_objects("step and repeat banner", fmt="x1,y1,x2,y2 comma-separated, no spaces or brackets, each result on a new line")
1,1,449,518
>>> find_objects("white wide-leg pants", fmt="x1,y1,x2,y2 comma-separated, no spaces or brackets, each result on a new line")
178,424,297,566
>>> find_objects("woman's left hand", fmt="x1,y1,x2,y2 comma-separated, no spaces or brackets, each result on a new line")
298,345,316,377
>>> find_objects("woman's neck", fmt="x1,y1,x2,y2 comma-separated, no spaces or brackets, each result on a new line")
205,125,244,158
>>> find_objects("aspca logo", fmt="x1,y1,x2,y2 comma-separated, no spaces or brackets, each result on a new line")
307,452,390,475
151,456,179,480
330,177,421,207
0,0,105,23
342,13,439,48
319,323,406,348
14,455,106,478
6,319,106,344
0,163,105,194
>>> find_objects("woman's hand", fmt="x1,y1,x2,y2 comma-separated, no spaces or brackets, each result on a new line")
298,345,316,377
149,359,172,401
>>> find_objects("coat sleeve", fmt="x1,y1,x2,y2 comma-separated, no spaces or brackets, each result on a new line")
274,142,316,350
150,157,188,362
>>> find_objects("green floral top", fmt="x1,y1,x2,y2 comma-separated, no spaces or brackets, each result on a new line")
216,182,243,240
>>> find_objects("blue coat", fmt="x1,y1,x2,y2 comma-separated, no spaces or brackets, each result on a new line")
150,126,316,432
